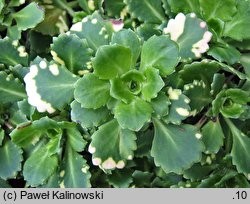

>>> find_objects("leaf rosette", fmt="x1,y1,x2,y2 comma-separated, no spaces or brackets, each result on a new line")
74,31,180,132
212,89,250,119
73,30,182,170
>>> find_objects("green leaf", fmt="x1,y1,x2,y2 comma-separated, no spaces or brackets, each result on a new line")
184,163,218,181
166,0,200,14
208,43,241,65
220,62,249,80
7,25,21,40
120,70,145,84
24,57,78,113
10,117,73,147
207,18,225,38
150,92,171,118
51,34,93,74
66,127,87,152
184,80,212,115
9,110,29,126
114,97,153,131
111,70,145,102
164,13,212,60
167,72,185,89
71,100,109,128
197,171,228,187
74,74,110,109
213,170,240,188
221,89,250,105
0,140,23,180
0,0,3,13
76,0,90,12
106,97,119,113
199,0,237,21
29,31,52,55
125,0,165,24
46,133,62,156
35,6,68,36
0,38,28,66
104,0,125,17
141,67,164,101
151,119,204,174
107,169,133,188
211,73,226,96
163,88,191,125
240,53,250,78
225,118,250,175
9,64,29,80
111,29,141,67
110,77,135,103
23,147,58,187
234,174,250,188
89,119,136,170
0,128,4,146
93,44,132,79
224,0,250,40
70,12,111,51
132,170,154,187
223,104,246,119
13,2,45,31
17,99,35,119
201,119,224,154
229,39,250,51
136,24,161,41
10,121,42,147
0,71,26,104
0,179,11,188
60,144,91,188
212,89,250,118
135,129,154,157
140,35,180,76
40,172,60,188
179,60,221,85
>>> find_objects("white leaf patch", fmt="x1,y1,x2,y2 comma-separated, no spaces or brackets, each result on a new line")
70,22,82,32
19,0,25,4
163,13,186,41
81,166,89,174
111,20,124,32
51,50,65,65
92,158,101,166
91,18,97,24
195,133,202,139
127,155,133,160
176,107,190,117
168,87,182,100
102,157,116,169
24,65,56,113
88,0,95,10
88,144,96,154
92,156,126,170
49,64,59,76
100,157,125,170
191,31,213,58
116,161,125,169
17,46,28,57
39,60,47,69
12,40,18,47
